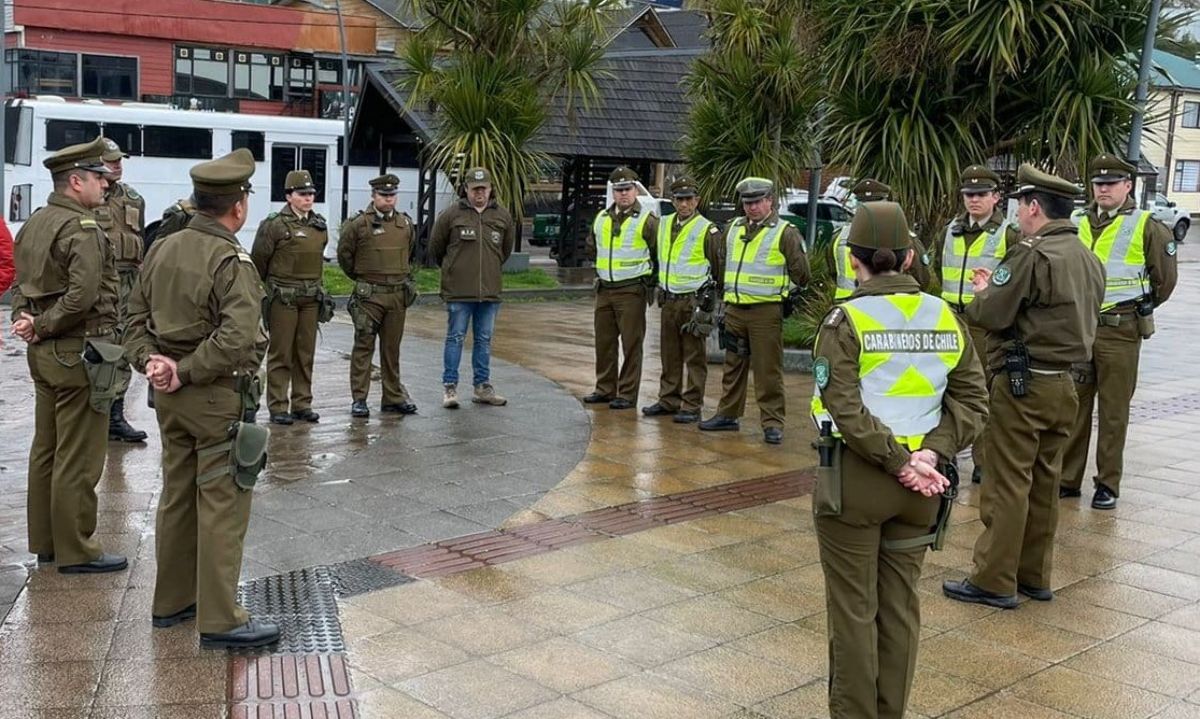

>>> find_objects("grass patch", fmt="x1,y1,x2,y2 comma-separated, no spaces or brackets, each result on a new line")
322,264,559,295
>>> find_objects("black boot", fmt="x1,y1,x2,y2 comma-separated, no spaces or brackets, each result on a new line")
108,399,148,443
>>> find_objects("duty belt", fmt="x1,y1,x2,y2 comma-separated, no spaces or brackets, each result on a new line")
211,374,254,393
270,278,323,297
660,290,695,301
368,283,405,294
1098,312,1131,327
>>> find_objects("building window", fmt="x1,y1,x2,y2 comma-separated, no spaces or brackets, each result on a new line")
143,125,212,159
1173,160,1200,192
232,130,265,161
1184,102,1200,130
46,119,101,151
233,52,284,101
81,55,137,100
287,56,314,97
175,46,229,97
10,49,78,96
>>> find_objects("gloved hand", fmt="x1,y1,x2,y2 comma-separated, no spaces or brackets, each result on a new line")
683,307,717,337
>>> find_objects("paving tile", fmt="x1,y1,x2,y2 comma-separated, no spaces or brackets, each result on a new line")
638,553,763,593
344,580,480,626
1114,621,1200,665
562,535,685,569
4,588,124,624
1101,563,1200,600
493,548,619,586
1013,594,1147,640
751,679,830,719
573,672,737,719
1009,665,1174,719
725,623,828,678
656,644,813,705
93,657,226,707
0,621,115,662
346,626,470,684
1056,577,1192,619
336,601,401,642
917,631,1050,688
416,605,553,656
399,659,556,719
1160,603,1200,633
564,569,697,612
354,686,452,718
499,589,628,633
908,664,994,717
573,615,717,667
1152,703,1200,719
501,698,614,719
714,578,825,623
489,636,637,693
0,661,103,709
1142,550,1200,578
945,691,1078,718
90,706,226,719
1064,643,1200,699
641,595,779,643
622,523,742,554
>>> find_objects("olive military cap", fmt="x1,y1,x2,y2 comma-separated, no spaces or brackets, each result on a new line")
1007,163,1081,200
285,170,316,193
610,166,639,190
369,174,399,195
960,165,1001,193
846,201,912,251
670,176,699,198
736,177,774,201
1089,153,1135,184
100,137,129,162
190,148,256,195
851,178,892,202
465,167,491,189
44,136,111,175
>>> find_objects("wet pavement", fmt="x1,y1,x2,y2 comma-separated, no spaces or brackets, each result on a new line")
1,243,1200,717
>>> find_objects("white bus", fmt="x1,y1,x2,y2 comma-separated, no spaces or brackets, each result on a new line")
2,97,455,249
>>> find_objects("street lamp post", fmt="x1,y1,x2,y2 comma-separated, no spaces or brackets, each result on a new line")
334,0,351,223
1127,0,1163,205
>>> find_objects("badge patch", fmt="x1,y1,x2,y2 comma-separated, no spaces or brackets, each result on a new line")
824,307,844,327
813,358,830,389
1167,241,1178,256
491,230,501,244
992,266,1011,286
922,252,931,266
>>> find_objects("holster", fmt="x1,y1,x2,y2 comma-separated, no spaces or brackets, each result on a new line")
720,327,751,357
402,277,419,308
883,462,959,552
1135,298,1156,339
80,339,127,414
813,433,844,517
1069,361,1096,386
317,290,335,324
196,421,269,492
348,282,378,335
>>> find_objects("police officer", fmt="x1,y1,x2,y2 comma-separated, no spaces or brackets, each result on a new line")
943,164,1104,608
124,148,279,649
940,165,1020,484
337,174,418,419
154,197,196,248
1060,154,1178,510
830,179,930,301
10,137,127,574
251,170,329,425
583,166,659,410
699,177,809,444
429,167,515,409
811,202,987,719
94,138,149,443
640,176,722,423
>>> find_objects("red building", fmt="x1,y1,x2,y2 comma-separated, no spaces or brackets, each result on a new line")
6,0,379,117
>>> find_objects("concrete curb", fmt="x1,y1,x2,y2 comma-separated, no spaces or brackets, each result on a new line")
705,348,813,374
330,285,595,310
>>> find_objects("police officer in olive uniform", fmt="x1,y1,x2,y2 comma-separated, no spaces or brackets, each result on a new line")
153,197,196,248
583,166,659,410
124,148,279,649
93,138,149,443
700,177,809,444
337,174,418,418
10,137,128,574
830,179,930,301
251,170,329,425
640,176,722,423
811,202,987,719
940,165,1021,485
944,165,1105,608
1060,154,1178,510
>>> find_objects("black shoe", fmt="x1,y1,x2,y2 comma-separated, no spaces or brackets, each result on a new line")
582,392,613,404
269,413,294,425
381,402,417,415
609,398,634,410
1092,486,1117,510
698,415,739,432
972,466,983,484
763,427,783,445
152,603,197,628
291,408,319,423
673,411,700,424
1017,583,1053,602
1059,486,1082,499
350,400,370,418
108,399,148,443
58,553,128,574
199,618,280,650
941,578,1018,609
641,402,673,416
35,553,54,563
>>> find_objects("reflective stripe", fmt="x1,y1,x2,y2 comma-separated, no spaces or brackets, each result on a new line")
1078,210,1149,311
593,210,652,282
811,293,964,448
940,220,1010,306
832,226,855,300
723,219,788,304
658,213,712,293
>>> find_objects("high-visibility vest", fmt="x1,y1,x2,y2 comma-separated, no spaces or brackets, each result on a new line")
658,212,712,293
832,226,855,301
593,209,652,283
811,293,965,449
723,218,788,304
1077,211,1150,311
940,220,1010,307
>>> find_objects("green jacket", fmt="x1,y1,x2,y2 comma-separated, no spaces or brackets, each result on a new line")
429,199,516,302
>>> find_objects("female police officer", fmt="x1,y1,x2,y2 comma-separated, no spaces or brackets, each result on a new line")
810,202,987,718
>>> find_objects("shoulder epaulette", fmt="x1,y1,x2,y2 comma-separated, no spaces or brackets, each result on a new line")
79,218,99,229
266,212,279,220
126,187,141,201
236,250,255,265
824,306,845,327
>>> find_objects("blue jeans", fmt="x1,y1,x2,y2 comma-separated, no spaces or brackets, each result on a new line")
443,301,500,386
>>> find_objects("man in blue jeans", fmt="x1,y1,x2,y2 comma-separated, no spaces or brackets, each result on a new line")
429,167,516,408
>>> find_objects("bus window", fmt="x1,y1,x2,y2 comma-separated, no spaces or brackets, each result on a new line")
5,106,32,165
300,147,327,203
46,119,101,151
102,123,141,156
143,126,212,159
232,130,265,161
271,145,298,202
10,184,31,222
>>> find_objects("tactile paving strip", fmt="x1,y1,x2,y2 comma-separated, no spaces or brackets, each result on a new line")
228,652,357,718
235,566,345,654
328,557,414,598
1128,391,1200,423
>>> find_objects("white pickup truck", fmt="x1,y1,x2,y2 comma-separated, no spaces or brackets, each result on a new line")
1150,193,1190,242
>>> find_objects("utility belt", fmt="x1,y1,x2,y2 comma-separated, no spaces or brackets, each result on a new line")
1099,296,1155,338
658,289,695,302
265,279,334,326
116,264,140,277
347,278,417,335
195,372,267,492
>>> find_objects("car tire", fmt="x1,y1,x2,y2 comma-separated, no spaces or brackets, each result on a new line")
1174,219,1189,243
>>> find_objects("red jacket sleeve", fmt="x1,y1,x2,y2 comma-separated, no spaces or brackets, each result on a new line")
0,218,14,297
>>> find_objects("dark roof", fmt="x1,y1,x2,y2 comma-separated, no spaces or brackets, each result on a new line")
359,0,424,29
359,48,700,162
606,5,708,51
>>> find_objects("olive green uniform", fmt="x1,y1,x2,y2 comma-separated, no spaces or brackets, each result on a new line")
157,198,195,244
964,219,1104,596
1061,199,1177,497
337,205,415,405
251,206,329,416
585,204,660,403
655,215,722,414
13,193,119,566
712,214,809,428
125,212,268,634
814,274,987,719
